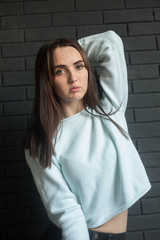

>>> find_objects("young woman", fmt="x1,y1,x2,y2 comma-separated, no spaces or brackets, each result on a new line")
24,31,151,240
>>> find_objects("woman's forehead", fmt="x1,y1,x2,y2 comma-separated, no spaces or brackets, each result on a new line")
53,46,83,65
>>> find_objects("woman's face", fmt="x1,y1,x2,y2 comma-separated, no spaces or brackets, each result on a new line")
52,46,88,106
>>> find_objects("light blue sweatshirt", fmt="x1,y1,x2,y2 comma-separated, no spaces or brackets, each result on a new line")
25,31,151,240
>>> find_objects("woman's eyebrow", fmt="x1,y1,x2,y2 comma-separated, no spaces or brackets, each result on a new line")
73,60,84,65
55,60,84,69
54,64,66,69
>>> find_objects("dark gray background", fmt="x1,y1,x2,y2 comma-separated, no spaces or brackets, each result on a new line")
0,0,160,239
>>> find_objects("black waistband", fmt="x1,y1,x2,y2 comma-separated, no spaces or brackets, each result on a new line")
88,230,126,240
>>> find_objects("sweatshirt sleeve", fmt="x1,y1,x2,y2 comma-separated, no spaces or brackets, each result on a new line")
25,150,90,240
78,30,128,113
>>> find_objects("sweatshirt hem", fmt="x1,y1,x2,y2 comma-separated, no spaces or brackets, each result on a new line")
87,184,151,229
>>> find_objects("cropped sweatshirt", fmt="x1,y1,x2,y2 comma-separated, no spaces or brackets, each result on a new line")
25,31,151,240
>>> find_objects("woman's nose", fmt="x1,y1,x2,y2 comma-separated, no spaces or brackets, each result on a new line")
68,70,77,83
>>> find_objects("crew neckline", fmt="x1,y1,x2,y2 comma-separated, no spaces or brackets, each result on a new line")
62,109,87,123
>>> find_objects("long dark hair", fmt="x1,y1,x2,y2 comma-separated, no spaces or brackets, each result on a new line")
24,38,128,168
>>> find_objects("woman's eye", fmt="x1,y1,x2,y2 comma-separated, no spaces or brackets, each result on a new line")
55,69,65,75
76,64,84,70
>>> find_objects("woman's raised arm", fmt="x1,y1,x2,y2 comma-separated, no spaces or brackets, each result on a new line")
78,30,128,113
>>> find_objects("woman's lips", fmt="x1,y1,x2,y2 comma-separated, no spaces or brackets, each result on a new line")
70,86,80,93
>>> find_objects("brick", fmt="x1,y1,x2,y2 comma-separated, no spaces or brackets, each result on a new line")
0,195,5,208
0,147,24,162
4,131,25,146
128,200,141,216
0,74,2,87
125,109,134,123
76,0,125,11
104,9,153,24
125,53,129,65
1,0,24,1
126,0,160,8
25,27,76,42
0,116,26,131
128,81,132,94
0,58,25,72
24,0,74,14
137,137,160,153
8,223,49,239
6,162,30,176
129,22,160,36
0,103,2,116
77,24,127,39
0,30,23,43
146,182,160,198
0,132,4,146
27,86,35,100
131,51,160,64
123,36,156,51
126,232,143,240
155,8,160,20
135,107,160,122
147,167,160,182
32,207,49,222
1,14,51,29
142,197,160,214
128,122,160,138
0,163,4,177
0,226,7,240
0,132,4,145
26,57,36,70
133,79,160,93
3,71,34,86
53,12,102,26
0,86,25,101
2,42,44,57
128,65,159,80
140,152,160,167
4,101,33,115
157,36,160,49
0,3,23,16
0,208,31,224
7,192,42,208
0,178,29,193
128,93,160,108
147,184,160,201
145,230,160,240
128,214,160,232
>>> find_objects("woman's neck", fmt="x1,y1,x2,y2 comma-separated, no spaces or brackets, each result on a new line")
60,101,84,118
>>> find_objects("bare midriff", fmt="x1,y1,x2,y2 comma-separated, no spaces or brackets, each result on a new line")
89,209,128,233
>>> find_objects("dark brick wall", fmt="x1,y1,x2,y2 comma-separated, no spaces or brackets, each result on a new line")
0,0,160,239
